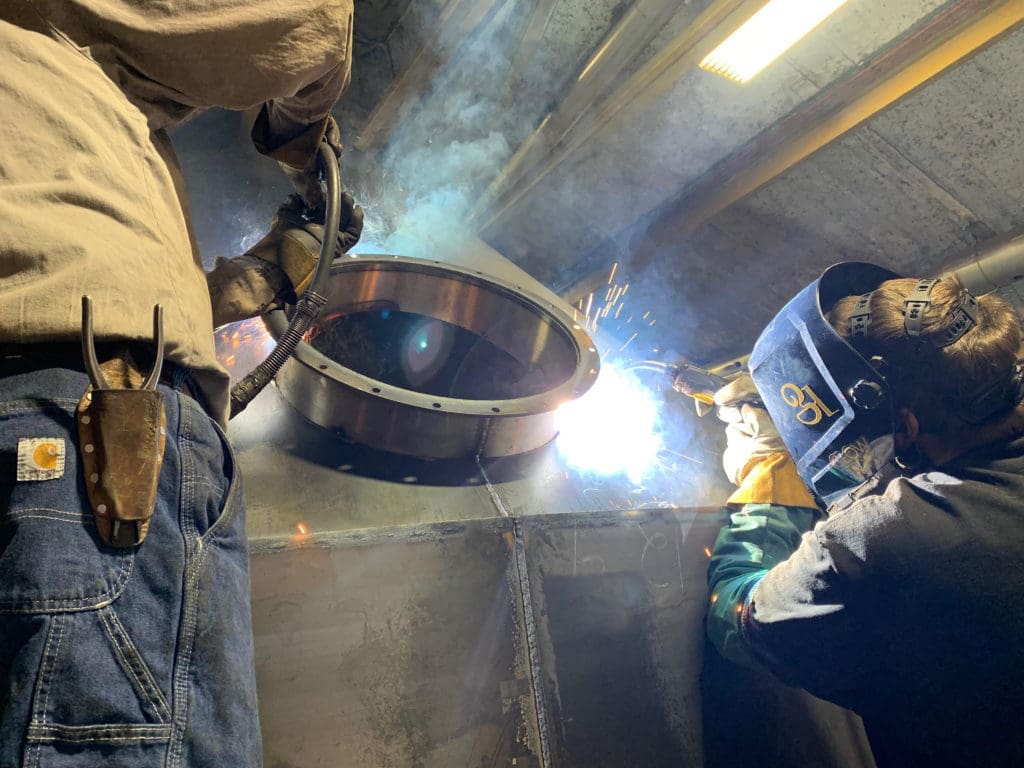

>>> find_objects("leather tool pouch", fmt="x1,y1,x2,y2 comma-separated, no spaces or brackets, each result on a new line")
78,386,167,548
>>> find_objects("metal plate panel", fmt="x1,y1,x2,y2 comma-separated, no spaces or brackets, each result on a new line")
250,520,537,767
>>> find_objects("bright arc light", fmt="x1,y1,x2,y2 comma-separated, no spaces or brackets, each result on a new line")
554,364,663,484
700,0,848,83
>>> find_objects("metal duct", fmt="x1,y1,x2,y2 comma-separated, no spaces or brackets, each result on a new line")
949,230,1024,295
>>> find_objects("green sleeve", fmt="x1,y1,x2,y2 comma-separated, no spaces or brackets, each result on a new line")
706,503,819,668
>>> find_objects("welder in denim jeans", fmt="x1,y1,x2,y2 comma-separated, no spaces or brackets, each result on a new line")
706,263,1024,768
0,2,359,765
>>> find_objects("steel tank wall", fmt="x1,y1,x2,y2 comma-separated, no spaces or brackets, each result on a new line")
232,390,875,768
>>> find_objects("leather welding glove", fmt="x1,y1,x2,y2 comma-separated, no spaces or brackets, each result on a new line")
715,374,817,508
206,192,363,329
248,192,363,297
252,106,342,216
281,116,342,216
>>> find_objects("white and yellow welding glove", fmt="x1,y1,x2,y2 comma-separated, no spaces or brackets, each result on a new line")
715,374,816,508
206,193,363,329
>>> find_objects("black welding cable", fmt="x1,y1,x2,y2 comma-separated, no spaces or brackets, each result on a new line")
229,140,342,419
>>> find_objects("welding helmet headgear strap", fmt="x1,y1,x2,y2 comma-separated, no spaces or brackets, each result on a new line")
903,278,938,336
849,292,874,340
749,262,902,507
900,278,980,346
936,289,979,347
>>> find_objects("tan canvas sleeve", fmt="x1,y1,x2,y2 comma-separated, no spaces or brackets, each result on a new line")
15,0,353,132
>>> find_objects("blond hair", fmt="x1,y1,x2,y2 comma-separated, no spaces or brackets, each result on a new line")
829,275,1022,433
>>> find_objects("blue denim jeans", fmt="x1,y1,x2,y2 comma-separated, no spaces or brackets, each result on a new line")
0,367,261,767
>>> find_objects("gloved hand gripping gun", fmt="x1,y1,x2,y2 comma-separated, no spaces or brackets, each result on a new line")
670,357,726,415
669,355,760,416
229,139,355,418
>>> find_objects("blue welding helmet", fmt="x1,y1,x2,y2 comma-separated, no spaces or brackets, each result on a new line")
748,262,902,508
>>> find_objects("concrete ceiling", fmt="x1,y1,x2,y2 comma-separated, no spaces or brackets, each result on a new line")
337,0,1024,365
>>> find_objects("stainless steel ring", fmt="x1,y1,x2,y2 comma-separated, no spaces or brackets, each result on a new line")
264,254,600,458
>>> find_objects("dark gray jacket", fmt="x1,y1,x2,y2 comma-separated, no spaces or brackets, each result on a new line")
708,437,1024,767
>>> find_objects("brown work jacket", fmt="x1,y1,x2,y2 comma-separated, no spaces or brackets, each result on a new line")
0,1,353,426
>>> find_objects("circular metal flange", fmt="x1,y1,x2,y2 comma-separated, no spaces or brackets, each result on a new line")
264,254,600,458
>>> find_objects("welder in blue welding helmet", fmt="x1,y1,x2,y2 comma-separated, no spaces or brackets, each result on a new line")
746,262,903,509
704,261,1024,768
744,261,1024,508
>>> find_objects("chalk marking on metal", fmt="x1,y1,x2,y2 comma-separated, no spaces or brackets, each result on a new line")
636,523,670,589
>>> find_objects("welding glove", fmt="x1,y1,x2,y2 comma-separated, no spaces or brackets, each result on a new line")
206,193,363,328
715,374,817,508
252,107,343,216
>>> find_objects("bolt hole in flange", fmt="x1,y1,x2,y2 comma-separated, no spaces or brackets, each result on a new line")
264,256,599,458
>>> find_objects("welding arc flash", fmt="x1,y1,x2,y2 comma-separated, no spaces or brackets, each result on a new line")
555,363,663,483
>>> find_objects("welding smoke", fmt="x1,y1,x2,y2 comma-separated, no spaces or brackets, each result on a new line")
380,132,511,257
347,0,631,260
351,4,522,259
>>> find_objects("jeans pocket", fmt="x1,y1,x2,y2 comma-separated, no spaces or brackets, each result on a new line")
0,402,134,614
12,607,173,766
1,399,173,763
28,606,172,727
179,394,242,543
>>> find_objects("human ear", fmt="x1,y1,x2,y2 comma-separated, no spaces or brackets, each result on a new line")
893,408,920,451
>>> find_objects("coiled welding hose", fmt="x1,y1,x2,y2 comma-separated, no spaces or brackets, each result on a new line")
229,140,342,419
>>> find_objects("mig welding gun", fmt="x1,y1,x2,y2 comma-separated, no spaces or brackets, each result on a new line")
668,356,760,415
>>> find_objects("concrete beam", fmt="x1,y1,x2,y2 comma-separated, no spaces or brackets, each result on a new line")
354,0,508,154
508,0,560,86
576,0,1024,286
472,0,773,233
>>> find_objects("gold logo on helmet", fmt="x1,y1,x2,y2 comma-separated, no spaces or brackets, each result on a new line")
780,383,839,426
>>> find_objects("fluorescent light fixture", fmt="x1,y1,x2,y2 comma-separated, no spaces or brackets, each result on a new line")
700,0,849,83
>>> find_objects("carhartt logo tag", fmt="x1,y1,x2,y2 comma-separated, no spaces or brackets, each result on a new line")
17,438,66,481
